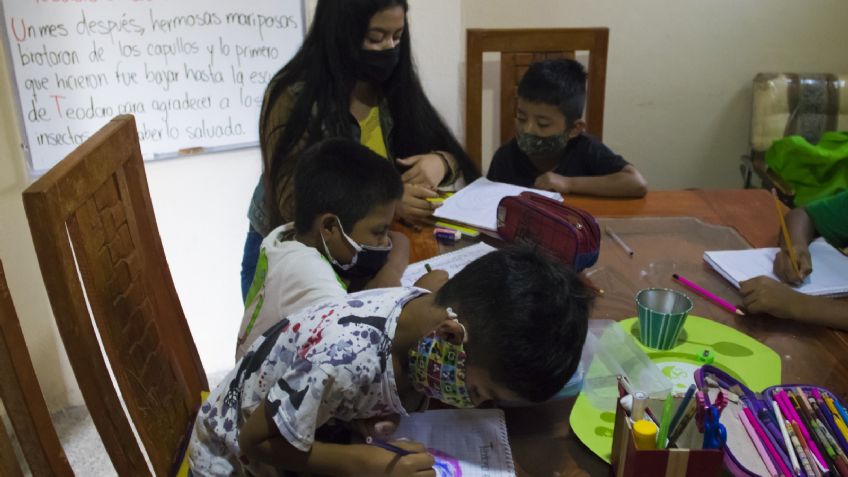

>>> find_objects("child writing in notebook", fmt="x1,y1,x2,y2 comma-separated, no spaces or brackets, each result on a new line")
487,59,647,198
237,138,447,359
240,0,480,300
740,189,848,329
190,246,592,476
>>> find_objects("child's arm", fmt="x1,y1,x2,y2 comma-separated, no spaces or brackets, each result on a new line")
238,400,435,476
363,231,410,289
773,207,816,285
740,276,848,330
534,165,648,198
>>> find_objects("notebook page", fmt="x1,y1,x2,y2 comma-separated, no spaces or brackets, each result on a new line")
433,177,562,231
703,238,848,296
394,409,516,477
401,243,497,287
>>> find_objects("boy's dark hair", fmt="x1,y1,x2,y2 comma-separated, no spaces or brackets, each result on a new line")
517,59,587,128
293,138,403,234
434,245,592,402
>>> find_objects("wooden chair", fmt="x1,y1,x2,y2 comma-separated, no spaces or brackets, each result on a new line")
23,115,208,475
0,259,74,476
466,28,610,172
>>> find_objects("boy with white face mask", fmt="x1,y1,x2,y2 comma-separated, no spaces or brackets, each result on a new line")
236,138,444,360
488,59,648,198
191,246,592,476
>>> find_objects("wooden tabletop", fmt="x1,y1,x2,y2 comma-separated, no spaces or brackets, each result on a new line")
398,189,848,477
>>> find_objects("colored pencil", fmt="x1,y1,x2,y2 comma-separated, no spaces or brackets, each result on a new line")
739,410,779,477
774,400,801,475
787,420,816,477
780,391,829,472
669,385,696,436
745,407,794,477
772,188,802,278
365,436,412,456
672,273,745,316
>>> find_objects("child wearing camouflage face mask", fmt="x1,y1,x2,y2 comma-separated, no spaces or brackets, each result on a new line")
488,59,648,198
190,246,592,476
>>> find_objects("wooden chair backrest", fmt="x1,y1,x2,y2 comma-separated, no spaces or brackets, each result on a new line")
23,115,208,475
466,28,609,172
0,260,73,476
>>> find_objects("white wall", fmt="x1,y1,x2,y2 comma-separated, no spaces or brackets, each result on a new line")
463,0,848,188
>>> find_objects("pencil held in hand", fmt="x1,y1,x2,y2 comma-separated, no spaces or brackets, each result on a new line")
772,189,801,279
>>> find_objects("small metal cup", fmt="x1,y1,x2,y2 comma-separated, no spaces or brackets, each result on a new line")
635,288,693,350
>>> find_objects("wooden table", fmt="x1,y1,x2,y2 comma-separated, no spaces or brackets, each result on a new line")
399,189,848,477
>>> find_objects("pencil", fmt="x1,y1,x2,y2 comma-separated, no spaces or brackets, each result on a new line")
605,226,634,257
365,436,412,456
773,400,801,475
672,273,745,316
772,188,801,279
739,410,779,477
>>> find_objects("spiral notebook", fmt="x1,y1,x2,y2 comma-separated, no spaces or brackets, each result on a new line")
703,238,848,296
394,409,516,477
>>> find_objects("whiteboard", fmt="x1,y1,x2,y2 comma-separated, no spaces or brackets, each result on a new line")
1,0,305,172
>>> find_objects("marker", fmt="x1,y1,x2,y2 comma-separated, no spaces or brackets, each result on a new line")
365,436,412,456
605,226,634,257
656,393,674,449
673,273,745,316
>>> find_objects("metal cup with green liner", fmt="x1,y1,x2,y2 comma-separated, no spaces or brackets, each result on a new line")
636,288,693,350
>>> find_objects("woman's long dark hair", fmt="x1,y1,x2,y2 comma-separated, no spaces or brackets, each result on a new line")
260,0,479,227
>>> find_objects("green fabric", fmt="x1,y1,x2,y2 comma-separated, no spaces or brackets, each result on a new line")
805,189,848,249
765,131,848,206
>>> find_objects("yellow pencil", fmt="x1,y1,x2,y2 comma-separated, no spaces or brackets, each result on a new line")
772,189,801,278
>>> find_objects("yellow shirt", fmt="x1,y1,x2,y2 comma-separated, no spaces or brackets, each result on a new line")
358,106,388,159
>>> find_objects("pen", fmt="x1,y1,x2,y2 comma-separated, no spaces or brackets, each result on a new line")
605,226,634,257
424,263,433,273
365,436,412,456
672,273,745,316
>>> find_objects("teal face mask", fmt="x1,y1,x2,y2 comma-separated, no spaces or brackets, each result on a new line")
407,308,474,408
516,129,570,157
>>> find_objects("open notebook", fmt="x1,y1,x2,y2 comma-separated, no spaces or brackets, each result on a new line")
401,243,497,287
394,409,516,477
433,177,562,232
703,238,848,296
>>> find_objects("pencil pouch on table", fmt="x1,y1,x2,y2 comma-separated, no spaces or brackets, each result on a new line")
694,365,848,477
496,191,601,272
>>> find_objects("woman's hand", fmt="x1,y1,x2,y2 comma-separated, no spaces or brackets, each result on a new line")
397,184,440,227
397,154,448,188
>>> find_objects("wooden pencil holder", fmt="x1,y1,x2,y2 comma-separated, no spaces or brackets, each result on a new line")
610,400,725,477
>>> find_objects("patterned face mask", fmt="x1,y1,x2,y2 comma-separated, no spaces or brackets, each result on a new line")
516,129,570,157
408,308,474,408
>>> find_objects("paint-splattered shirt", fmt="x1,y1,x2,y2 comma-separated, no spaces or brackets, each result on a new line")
188,287,426,476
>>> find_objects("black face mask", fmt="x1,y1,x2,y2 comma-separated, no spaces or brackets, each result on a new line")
356,45,401,84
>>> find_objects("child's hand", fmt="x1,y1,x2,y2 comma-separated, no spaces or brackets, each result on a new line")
359,441,435,477
397,184,440,227
772,245,812,285
534,172,570,194
413,269,449,292
350,414,401,441
397,154,447,189
739,276,805,320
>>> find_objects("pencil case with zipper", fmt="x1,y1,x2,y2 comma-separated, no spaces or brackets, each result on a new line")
496,191,600,272
694,365,848,477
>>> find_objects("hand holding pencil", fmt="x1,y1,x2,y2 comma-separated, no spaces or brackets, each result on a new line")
773,245,812,286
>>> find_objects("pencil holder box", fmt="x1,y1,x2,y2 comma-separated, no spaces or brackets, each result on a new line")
610,399,725,477
694,365,848,477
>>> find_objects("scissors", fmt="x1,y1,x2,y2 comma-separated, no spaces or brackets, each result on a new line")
702,406,727,450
